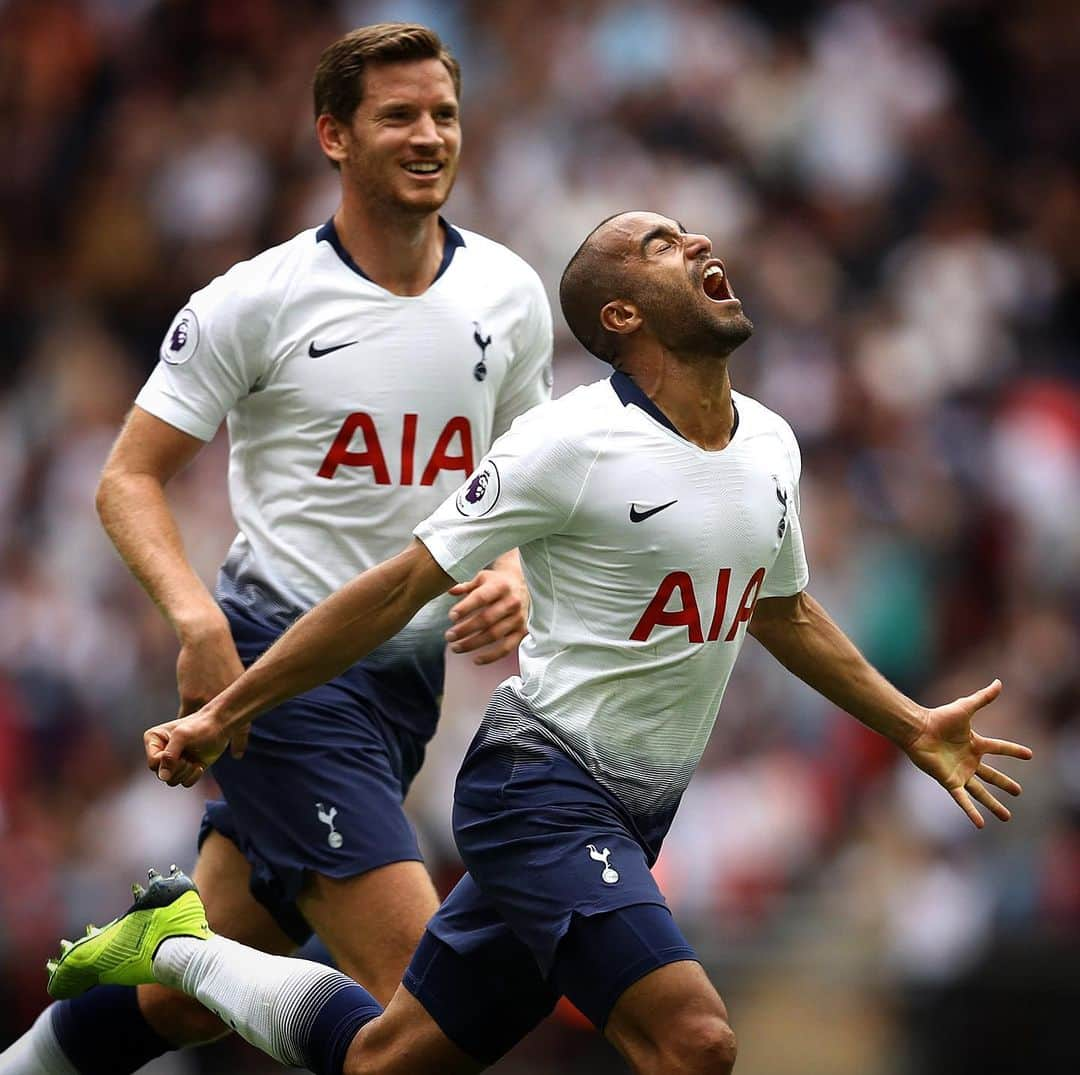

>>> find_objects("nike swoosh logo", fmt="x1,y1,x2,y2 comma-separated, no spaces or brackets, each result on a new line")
308,340,358,358
629,499,678,523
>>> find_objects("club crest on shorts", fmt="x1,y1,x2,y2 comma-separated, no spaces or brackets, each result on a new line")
161,308,199,365
316,802,343,848
587,844,620,884
455,460,500,518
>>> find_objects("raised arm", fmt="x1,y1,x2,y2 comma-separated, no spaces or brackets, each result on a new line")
147,538,454,786
97,407,244,716
748,591,1032,827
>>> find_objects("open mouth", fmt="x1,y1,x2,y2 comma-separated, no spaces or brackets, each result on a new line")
701,259,737,303
402,161,444,177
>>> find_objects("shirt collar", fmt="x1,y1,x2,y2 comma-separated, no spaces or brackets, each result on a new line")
609,370,740,443
315,217,465,284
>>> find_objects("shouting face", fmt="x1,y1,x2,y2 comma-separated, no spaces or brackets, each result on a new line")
603,212,754,358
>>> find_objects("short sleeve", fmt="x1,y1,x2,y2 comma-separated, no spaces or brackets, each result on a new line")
761,424,810,598
415,406,587,583
135,266,273,441
491,267,554,441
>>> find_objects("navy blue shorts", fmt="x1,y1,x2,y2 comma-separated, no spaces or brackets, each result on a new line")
198,603,432,945
403,735,698,1060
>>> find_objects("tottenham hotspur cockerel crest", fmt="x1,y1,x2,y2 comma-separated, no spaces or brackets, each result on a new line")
472,322,492,382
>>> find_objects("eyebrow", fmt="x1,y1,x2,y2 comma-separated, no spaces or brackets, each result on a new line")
639,221,686,254
374,98,458,116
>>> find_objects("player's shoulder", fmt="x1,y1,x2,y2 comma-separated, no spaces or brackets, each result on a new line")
451,225,544,291
191,227,320,317
502,379,619,440
732,389,798,444
732,390,802,478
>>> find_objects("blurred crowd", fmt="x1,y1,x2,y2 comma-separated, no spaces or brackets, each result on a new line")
0,1,1077,1072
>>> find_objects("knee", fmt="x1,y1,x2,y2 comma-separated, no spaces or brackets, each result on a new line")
340,1016,393,1075
696,1015,737,1074
138,983,229,1047
662,1012,738,1075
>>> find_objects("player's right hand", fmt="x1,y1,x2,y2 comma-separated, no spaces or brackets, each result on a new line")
175,620,247,758
145,710,231,788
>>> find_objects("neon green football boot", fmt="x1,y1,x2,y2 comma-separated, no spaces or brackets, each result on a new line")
46,866,212,999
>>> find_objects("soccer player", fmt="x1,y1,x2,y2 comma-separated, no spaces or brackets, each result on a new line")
0,23,553,1075
45,212,1031,1075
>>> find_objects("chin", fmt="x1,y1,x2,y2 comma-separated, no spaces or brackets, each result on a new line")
731,313,754,341
710,312,753,351
395,188,451,215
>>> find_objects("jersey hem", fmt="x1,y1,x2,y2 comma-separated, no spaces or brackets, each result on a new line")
413,526,476,584
132,396,217,442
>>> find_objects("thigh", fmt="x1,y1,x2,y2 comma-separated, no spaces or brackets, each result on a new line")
206,687,427,945
604,961,734,1074
192,830,298,950
298,860,439,1006
402,875,559,1066
453,792,672,980
549,903,698,1030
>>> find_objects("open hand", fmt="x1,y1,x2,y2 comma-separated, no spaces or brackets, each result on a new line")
445,558,529,666
904,680,1033,827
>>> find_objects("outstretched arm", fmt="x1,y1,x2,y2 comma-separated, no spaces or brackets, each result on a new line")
748,591,1032,827
147,538,454,786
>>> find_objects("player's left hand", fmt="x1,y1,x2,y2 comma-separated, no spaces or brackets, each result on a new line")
445,556,529,666
903,679,1033,828
144,709,232,788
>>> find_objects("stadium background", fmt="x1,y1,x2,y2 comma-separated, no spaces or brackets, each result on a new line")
0,0,1076,1071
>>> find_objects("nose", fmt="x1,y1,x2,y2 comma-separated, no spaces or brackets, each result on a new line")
410,111,443,149
684,232,712,261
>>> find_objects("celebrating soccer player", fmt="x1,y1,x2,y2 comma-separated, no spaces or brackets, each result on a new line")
0,23,554,1075
42,211,1032,1075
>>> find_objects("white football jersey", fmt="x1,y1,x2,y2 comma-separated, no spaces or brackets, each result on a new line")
416,373,808,829
136,219,553,644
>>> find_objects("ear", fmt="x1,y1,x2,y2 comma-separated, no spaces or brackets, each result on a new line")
316,113,350,166
600,299,642,336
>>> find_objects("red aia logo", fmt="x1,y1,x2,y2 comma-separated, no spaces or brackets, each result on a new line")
630,567,766,643
318,413,474,485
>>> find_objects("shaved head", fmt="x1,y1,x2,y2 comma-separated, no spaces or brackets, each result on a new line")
559,212,640,364
560,210,752,366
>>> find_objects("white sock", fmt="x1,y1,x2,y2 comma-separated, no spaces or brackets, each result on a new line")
153,935,357,1068
0,1006,79,1075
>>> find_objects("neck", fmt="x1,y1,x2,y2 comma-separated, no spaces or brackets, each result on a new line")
333,195,445,296
624,352,736,451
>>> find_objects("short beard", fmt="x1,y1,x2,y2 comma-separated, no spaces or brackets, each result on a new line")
645,287,754,359
712,311,754,355
346,149,455,219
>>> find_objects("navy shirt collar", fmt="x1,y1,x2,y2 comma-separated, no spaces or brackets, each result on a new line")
315,216,465,284
609,370,739,443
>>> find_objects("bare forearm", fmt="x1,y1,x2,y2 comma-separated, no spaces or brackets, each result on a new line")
97,470,223,639
750,592,924,747
206,541,452,733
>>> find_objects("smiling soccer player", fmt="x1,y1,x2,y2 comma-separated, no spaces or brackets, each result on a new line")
0,22,554,1075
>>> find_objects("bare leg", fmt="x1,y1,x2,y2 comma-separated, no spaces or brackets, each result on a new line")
342,986,483,1075
603,961,738,1075
298,860,439,1006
